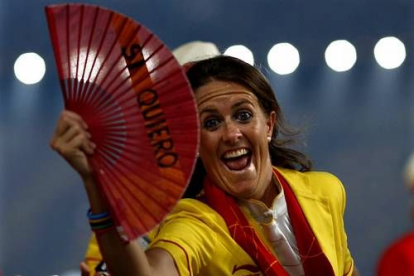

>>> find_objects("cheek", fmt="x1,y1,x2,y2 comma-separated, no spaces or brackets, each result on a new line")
246,125,267,145
199,131,216,159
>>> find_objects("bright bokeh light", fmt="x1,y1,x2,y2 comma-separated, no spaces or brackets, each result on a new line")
325,40,357,72
224,45,254,65
374,36,406,69
267,43,300,75
14,52,46,85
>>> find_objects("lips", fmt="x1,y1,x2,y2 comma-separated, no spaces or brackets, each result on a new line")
222,148,252,171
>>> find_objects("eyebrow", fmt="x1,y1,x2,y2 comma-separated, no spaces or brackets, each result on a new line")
199,107,217,117
232,100,253,109
199,100,254,116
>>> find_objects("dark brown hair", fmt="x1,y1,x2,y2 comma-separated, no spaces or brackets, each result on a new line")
183,55,312,198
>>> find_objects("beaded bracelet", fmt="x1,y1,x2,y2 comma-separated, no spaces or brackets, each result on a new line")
87,209,115,235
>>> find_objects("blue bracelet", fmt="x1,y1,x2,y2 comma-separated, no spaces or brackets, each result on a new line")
87,209,110,220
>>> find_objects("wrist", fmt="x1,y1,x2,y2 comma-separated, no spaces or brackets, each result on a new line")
87,209,115,236
82,174,95,185
82,176,109,214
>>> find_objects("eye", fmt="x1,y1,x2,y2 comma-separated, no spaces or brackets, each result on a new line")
235,110,252,122
203,117,221,130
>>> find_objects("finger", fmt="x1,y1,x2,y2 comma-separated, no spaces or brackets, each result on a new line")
53,130,95,157
62,110,89,128
51,115,91,149
55,110,88,137
60,123,91,145
51,123,91,153
79,261,90,276
51,114,71,143
67,133,96,155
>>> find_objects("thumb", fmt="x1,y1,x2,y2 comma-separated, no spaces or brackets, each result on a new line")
80,262,91,276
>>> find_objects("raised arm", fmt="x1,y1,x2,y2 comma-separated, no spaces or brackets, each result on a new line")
50,110,179,276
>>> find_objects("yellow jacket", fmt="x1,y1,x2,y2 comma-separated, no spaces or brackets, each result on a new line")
276,167,354,276
84,167,354,275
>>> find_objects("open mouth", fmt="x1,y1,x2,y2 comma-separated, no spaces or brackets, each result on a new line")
221,148,252,171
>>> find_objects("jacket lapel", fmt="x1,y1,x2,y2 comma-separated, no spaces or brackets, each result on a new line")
276,168,338,275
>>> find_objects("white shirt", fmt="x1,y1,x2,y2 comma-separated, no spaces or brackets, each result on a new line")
239,184,305,276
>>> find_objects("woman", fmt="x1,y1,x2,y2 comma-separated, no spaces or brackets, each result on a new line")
51,56,359,276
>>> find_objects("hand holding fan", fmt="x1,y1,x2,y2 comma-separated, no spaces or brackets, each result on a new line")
45,3,199,241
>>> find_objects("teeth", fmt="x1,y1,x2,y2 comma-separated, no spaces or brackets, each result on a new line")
223,149,248,159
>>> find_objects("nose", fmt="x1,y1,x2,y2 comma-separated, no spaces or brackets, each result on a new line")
222,120,242,144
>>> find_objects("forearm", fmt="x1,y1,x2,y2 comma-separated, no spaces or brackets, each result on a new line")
50,111,171,275
97,229,152,276
84,177,152,276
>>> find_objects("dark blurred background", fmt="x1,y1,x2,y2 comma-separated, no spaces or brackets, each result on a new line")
1,0,414,275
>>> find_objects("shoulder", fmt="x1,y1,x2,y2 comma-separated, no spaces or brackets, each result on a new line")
169,198,222,219
148,199,224,276
172,198,213,212
151,198,227,235
276,167,347,213
276,167,344,195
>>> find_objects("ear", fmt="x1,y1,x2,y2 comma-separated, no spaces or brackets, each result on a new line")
266,111,276,139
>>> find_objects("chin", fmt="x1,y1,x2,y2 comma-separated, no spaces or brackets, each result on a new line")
227,181,258,198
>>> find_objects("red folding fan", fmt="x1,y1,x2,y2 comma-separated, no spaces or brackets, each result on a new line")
45,4,199,241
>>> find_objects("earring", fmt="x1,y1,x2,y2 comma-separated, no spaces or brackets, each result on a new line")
267,136,271,142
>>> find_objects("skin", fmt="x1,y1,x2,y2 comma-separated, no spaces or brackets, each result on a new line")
196,81,277,206
50,80,360,276
51,110,178,276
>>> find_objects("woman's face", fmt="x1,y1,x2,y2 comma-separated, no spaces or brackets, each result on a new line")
196,80,276,200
